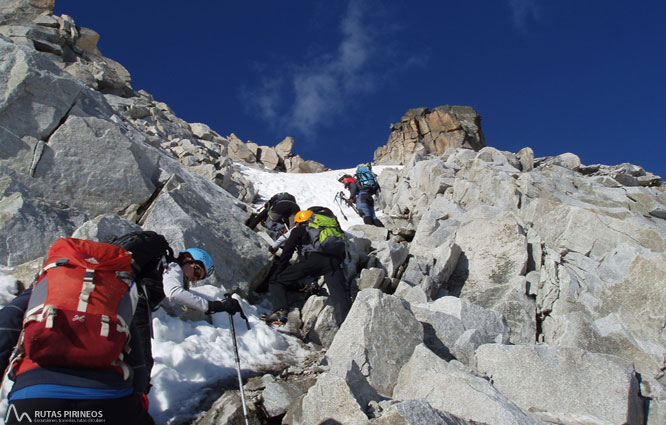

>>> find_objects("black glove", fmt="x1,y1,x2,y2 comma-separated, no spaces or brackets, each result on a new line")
207,298,241,315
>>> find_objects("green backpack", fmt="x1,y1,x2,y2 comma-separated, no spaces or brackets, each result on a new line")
303,213,346,258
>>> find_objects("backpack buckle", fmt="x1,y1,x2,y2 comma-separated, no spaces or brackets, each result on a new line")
43,305,57,329
100,315,110,337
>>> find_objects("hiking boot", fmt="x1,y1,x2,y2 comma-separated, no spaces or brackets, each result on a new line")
298,280,314,293
298,278,321,296
260,309,288,326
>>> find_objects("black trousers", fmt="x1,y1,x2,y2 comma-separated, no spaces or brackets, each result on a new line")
269,253,350,324
131,298,153,394
6,393,155,425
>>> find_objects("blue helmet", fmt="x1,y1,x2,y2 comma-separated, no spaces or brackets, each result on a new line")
180,248,215,278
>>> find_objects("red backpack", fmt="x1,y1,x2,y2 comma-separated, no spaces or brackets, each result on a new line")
11,238,138,380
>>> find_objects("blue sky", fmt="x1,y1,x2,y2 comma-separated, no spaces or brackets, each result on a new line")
54,1,666,177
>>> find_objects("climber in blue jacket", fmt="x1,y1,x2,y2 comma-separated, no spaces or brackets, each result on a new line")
339,172,384,227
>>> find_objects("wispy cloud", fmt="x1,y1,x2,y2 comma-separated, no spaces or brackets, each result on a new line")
288,0,374,135
243,0,407,140
509,0,540,31
246,76,283,123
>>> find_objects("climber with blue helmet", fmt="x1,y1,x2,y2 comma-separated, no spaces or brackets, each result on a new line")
181,248,215,278
162,247,242,315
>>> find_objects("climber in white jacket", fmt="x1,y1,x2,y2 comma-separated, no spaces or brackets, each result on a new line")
163,248,241,314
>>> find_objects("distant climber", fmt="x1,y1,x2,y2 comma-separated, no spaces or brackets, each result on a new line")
246,192,301,240
338,164,384,227
261,207,350,326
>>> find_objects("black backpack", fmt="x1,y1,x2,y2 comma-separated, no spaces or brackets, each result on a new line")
246,192,298,230
268,192,296,206
110,231,174,310
308,205,336,218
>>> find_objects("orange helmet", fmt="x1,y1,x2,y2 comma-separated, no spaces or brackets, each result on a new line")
294,210,314,223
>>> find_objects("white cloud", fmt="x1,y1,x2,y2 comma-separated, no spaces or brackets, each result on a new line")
245,77,283,123
287,0,378,137
339,0,371,74
291,72,341,134
509,0,540,30
244,0,394,139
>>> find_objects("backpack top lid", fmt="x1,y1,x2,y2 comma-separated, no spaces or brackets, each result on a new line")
307,205,336,218
48,237,132,271
269,192,296,205
40,238,134,314
110,231,173,279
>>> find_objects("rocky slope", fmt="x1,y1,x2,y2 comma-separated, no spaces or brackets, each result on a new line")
222,149,664,425
1,2,666,425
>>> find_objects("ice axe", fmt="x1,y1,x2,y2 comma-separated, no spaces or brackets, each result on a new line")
225,293,251,425
335,193,349,221
335,191,359,220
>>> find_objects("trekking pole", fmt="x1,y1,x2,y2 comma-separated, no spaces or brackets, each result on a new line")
225,294,250,425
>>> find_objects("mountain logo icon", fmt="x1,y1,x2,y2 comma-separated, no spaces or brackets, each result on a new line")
5,404,32,422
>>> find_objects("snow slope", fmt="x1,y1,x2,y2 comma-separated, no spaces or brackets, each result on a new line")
0,165,398,424
241,166,380,227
